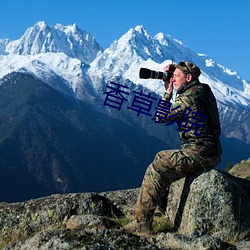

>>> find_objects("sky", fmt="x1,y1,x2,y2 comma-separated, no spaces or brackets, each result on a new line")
0,0,250,81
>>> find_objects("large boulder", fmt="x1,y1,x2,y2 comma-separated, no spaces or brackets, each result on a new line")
165,169,250,241
0,193,124,248
1,169,250,249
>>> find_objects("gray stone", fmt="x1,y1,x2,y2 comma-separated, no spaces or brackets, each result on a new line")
156,232,227,250
0,192,124,248
4,228,161,250
66,214,120,230
165,169,250,241
1,168,250,249
235,240,250,250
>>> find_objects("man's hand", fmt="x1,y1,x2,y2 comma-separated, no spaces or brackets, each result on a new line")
163,65,174,94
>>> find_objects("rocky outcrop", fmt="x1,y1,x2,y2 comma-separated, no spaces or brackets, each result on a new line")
165,169,250,240
1,169,250,249
229,158,250,180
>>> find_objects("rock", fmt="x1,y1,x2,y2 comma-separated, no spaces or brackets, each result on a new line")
0,193,124,248
65,214,120,230
1,168,250,249
4,228,161,250
165,169,250,241
235,240,250,250
101,188,140,215
229,157,250,180
156,232,228,250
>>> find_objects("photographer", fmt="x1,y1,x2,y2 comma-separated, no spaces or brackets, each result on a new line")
125,61,222,233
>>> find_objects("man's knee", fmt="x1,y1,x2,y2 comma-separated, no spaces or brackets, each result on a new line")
152,150,177,172
154,150,175,161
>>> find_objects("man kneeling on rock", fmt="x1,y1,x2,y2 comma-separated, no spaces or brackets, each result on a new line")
124,61,222,233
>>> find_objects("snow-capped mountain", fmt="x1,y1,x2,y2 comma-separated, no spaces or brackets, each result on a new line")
0,22,250,200
1,22,249,110
0,22,250,144
0,39,9,55
0,52,99,101
3,21,102,64
0,21,103,101
89,25,250,110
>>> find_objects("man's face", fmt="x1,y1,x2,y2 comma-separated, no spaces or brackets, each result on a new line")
172,68,188,90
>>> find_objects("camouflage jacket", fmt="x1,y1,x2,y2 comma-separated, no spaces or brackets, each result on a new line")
162,79,222,157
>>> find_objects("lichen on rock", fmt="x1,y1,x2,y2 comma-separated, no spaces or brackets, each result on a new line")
1,168,250,249
165,169,250,241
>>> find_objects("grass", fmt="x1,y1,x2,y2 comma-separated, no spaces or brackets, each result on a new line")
113,214,174,235
152,216,174,234
225,230,250,245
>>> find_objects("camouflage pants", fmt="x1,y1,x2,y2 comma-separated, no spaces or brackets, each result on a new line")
134,149,220,222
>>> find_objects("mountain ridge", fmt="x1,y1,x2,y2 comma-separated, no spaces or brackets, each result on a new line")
1,21,250,149
0,72,173,202
3,21,102,64
0,22,249,201
1,22,249,109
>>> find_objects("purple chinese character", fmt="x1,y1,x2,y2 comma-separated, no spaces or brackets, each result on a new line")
178,108,207,136
152,99,181,124
103,82,130,111
127,90,157,116
152,99,172,123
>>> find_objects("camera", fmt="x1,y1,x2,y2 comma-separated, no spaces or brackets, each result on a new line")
139,64,176,82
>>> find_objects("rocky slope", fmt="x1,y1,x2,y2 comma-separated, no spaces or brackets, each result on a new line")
0,72,172,202
1,168,250,250
229,158,250,180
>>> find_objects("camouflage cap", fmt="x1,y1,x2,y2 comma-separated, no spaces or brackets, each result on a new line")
176,61,201,79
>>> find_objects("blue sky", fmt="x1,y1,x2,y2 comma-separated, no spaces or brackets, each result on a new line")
1,0,250,81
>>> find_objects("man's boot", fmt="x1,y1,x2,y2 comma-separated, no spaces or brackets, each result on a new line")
123,217,153,234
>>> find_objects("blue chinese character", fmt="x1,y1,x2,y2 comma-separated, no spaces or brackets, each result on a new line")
103,82,130,111
152,99,172,123
178,107,193,129
152,99,181,124
127,90,157,116
178,108,207,137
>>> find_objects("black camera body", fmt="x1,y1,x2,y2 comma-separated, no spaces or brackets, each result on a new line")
139,65,175,82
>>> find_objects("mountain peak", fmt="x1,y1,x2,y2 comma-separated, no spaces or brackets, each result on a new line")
34,21,48,29
154,32,185,47
134,25,147,34
54,23,79,34
125,25,151,41
5,22,102,64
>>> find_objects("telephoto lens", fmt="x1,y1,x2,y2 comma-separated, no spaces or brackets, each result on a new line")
139,68,151,79
139,65,175,82
139,68,167,80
